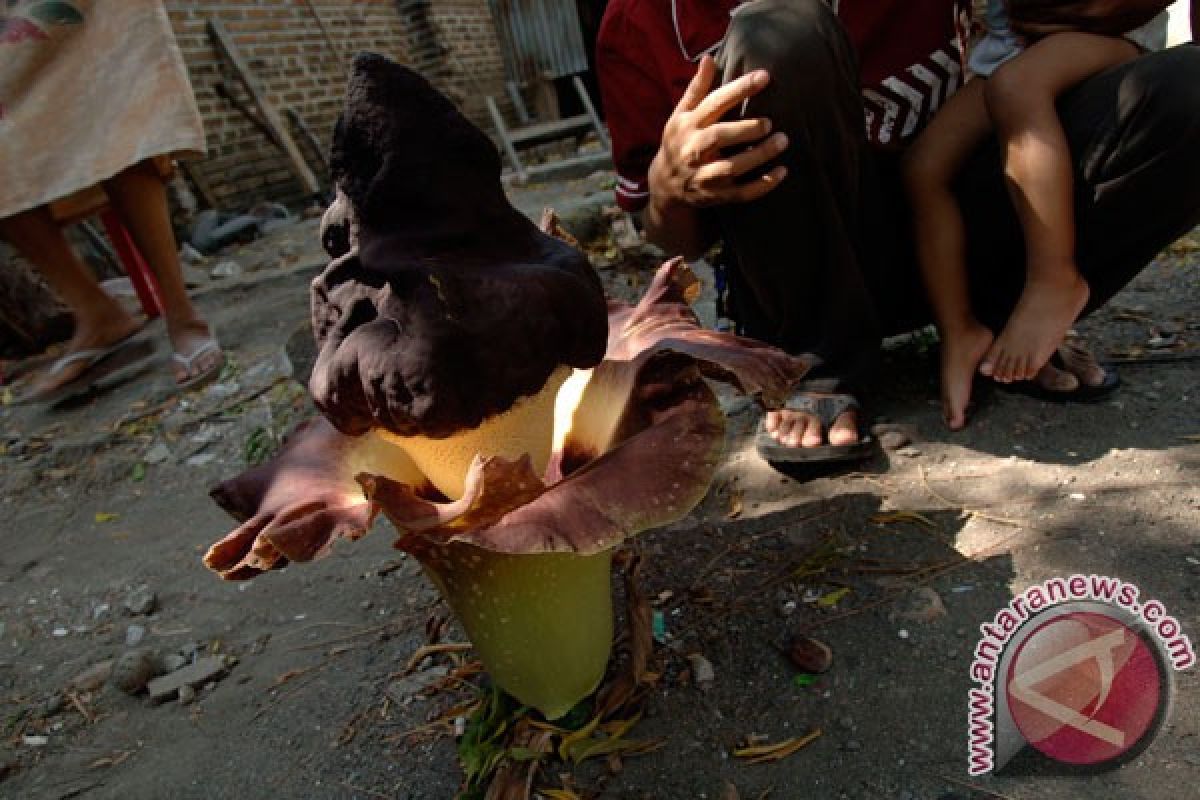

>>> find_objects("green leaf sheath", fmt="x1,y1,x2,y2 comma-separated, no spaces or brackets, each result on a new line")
421,544,614,720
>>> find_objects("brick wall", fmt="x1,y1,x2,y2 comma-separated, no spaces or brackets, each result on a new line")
167,0,510,211
426,0,513,133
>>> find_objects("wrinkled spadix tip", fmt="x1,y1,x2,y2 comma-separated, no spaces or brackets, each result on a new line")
311,54,608,439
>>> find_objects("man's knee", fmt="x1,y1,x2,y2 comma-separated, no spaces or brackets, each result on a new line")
722,0,846,76
1121,46,1200,139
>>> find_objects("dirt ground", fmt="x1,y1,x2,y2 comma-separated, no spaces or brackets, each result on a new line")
1,175,1197,800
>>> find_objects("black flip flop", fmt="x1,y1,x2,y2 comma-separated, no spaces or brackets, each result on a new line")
997,352,1120,404
754,392,875,464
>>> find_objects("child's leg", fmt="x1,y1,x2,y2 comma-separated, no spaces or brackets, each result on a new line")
980,32,1138,383
903,78,996,429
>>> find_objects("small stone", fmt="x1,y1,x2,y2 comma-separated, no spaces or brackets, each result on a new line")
42,694,66,716
360,600,373,611
185,453,217,467
180,641,201,658
52,627,69,637
879,430,911,451
844,739,862,752
898,629,911,640
22,735,49,748
209,260,243,279
386,666,449,704
179,243,206,264
111,648,160,695
838,716,855,731
778,600,798,617
686,653,716,690
125,624,146,647
143,444,171,465
896,446,921,458
160,654,188,673
146,656,228,703
92,603,111,621
896,587,947,624
124,588,157,616
178,685,197,705
69,660,115,692
787,635,833,674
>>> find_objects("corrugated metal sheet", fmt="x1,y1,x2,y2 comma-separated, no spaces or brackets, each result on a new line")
488,0,589,83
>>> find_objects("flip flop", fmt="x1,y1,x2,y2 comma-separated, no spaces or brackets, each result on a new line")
12,334,155,407
754,391,876,464
997,345,1120,404
172,336,226,391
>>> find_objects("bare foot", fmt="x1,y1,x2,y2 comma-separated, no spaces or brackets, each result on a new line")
1031,360,1081,393
764,399,859,449
27,313,143,398
939,323,994,431
167,318,225,387
1055,335,1108,387
980,273,1089,383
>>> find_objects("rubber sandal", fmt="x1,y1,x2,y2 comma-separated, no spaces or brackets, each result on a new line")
997,342,1120,404
754,391,876,464
172,336,226,391
12,334,155,407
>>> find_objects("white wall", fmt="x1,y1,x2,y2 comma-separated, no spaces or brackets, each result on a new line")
1167,0,1192,46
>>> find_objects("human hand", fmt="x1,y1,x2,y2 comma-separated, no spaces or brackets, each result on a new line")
648,55,789,210
1007,0,1173,38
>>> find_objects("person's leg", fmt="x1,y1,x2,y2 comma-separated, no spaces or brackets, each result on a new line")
957,44,1200,392
902,78,997,429
0,206,143,394
102,160,223,384
716,0,876,450
979,32,1139,384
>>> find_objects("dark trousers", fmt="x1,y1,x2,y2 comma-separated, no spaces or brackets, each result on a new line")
715,0,1200,393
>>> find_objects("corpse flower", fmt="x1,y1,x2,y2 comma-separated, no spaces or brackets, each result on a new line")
204,54,811,719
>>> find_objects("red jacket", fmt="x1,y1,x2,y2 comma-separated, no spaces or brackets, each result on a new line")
597,0,969,211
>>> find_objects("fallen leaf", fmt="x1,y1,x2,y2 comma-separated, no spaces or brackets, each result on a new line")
727,490,744,519
815,588,850,608
88,750,132,769
272,667,313,686
870,510,937,529
733,730,822,764
559,712,663,764
130,463,147,482
786,635,833,673
94,512,119,523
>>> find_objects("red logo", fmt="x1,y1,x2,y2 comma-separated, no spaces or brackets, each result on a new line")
1005,611,1164,767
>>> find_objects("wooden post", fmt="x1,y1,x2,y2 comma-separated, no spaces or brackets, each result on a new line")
207,19,321,196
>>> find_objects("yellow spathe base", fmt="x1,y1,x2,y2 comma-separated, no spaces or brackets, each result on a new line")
379,366,572,500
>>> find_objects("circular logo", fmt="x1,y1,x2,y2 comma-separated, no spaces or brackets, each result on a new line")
1004,609,1171,769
